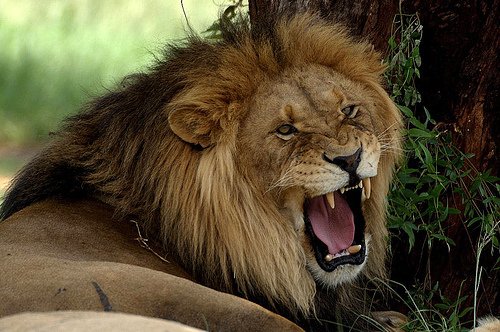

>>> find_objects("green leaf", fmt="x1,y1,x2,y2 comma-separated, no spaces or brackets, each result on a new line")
388,36,397,50
398,105,414,117
492,236,499,247
448,208,461,215
423,107,436,125
459,307,474,318
409,116,427,130
402,223,416,249
483,196,500,205
408,128,436,138
415,55,422,67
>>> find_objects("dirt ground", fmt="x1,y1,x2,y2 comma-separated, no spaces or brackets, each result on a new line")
0,176,10,192
0,145,41,195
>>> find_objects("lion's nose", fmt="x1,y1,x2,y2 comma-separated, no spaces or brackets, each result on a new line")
323,147,362,178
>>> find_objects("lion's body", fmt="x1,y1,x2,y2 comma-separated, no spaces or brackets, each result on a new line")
0,311,203,332
0,199,302,331
0,12,402,331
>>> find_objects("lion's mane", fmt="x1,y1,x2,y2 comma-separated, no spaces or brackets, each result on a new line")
1,13,402,316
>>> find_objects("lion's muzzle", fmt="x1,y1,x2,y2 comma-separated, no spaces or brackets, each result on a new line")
323,147,362,186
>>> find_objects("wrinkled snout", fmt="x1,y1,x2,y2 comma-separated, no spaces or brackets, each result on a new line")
323,147,362,185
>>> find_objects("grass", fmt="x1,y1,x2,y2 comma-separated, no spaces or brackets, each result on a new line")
0,0,221,145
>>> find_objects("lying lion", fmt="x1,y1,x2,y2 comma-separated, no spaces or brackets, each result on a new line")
0,12,403,331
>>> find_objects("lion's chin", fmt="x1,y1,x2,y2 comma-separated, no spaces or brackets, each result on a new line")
303,186,368,282
306,239,368,287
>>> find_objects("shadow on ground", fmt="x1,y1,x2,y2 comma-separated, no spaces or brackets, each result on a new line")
0,145,41,198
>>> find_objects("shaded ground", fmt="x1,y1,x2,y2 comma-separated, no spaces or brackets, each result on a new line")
0,145,40,198
0,176,9,193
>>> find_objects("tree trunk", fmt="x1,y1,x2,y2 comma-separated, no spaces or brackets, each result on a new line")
248,0,499,320
249,0,398,52
401,0,499,318
404,0,499,173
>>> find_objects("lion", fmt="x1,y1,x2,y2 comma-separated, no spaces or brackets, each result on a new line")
475,317,500,332
0,12,402,331
0,311,204,332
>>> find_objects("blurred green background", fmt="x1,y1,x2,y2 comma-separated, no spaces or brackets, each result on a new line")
0,0,223,197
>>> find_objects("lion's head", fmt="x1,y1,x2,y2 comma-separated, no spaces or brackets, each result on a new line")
1,13,402,317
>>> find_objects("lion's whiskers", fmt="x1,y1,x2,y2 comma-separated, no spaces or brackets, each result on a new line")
380,146,403,154
377,121,399,139
267,168,295,193
378,132,403,156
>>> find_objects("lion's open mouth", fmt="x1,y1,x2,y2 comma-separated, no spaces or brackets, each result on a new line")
304,179,370,272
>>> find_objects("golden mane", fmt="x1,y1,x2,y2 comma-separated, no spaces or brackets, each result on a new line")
1,12,402,317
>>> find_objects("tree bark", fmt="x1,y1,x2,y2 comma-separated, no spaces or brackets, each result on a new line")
404,0,499,173
401,0,499,318
248,0,499,320
249,0,399,52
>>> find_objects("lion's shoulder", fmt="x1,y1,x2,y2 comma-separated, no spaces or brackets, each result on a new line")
0,199,183,275
0,199,302,331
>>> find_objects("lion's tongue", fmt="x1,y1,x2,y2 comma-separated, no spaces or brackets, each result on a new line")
307,193,354,255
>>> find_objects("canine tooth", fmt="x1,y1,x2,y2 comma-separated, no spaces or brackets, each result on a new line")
359,180,363,188
340,187,345,194
362,178,371,200
325,254,334,262
347,245,362,254
326,192,335,209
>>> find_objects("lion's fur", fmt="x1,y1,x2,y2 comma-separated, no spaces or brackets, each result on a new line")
0,199,303,331
1,12,402,321
0,311,203,332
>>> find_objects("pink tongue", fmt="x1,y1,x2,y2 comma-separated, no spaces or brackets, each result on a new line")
307,192,354,255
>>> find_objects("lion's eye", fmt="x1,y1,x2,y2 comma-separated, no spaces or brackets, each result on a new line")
341,105,359,118
276,124,297,138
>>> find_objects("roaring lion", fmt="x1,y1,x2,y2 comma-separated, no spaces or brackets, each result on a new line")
0,12,402,331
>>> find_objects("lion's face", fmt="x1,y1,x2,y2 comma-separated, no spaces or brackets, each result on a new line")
237,64,385,287
160,14,402,314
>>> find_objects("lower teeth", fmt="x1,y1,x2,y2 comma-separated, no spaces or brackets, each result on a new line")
324,250,348,261
324,245,362,261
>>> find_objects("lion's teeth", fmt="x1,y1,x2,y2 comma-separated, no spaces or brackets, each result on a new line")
359,180,363,188
325,254,334,262
326,192,335,209
362,178,371,200
340,187,345,194
347,244,362,254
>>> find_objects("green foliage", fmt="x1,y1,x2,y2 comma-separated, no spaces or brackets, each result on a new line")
376,280,473,332
386,12,499,253
0,0,220,145
203,0,247,39
385,11,499,331
386,13,422,108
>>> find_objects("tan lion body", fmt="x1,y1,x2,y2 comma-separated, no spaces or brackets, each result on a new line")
0,199,302,331
0,13,402,331
0,311,203,332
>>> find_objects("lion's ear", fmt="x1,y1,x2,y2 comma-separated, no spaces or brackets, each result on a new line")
168,108,220,148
